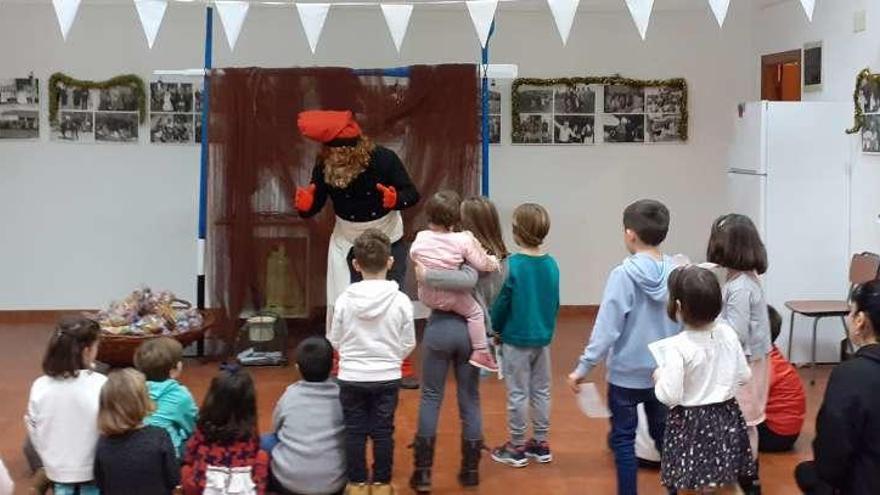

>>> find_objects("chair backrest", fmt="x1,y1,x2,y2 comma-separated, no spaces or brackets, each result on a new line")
849,252,880,285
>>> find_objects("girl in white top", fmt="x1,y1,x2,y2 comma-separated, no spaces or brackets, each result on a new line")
25,317,107,495
653,266,754,495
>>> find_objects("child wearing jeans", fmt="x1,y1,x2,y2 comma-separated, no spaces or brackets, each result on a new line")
410,190,501,372
26,317,107,495
329,229,416,495
567,199,681,495
653,266,755,494
489,203,560,468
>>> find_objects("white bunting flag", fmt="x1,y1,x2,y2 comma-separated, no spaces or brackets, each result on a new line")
297,3,331,54
52,0,81,41
216,1,249,51
547,0,580,45
466,0,498,48
707,0,730,27
800,0,816,22
134,0,168,49
624,0,654,40
380,4,414,53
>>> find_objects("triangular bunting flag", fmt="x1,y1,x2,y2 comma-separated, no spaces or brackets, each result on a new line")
466,0,498,48
297,3,331,54
624,0,654,40
52,0,81,41
546,0,580,45
380,4,414,53
134,0,168,49
707,0,730,27
799,0,816,22
215,1,249,51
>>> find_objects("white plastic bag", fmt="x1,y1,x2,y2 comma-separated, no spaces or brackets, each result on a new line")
576,382,611,418
203,466,257,495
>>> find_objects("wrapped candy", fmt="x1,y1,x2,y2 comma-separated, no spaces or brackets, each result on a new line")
94,286,201,336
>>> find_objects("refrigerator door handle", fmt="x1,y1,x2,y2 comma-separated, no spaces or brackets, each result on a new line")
728,168,768,176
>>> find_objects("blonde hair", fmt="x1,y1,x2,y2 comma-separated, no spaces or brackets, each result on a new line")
98,368,154,436
320,137,376,189
512,203,551,248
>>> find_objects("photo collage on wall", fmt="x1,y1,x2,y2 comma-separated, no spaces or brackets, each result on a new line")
150,80,203,145
488,80,501,144
52,84,140,143
0,77,39,139
858,76,880,153
514,84,595,144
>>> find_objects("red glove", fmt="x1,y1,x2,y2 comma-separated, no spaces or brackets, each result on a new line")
376,183,397,209
294,184,316,212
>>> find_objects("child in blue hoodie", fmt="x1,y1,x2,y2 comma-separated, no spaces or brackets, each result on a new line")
567,199,680,495
134,337,199,458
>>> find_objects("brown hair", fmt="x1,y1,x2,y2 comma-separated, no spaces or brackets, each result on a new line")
198,365,257,444
666,266,723,327
768,305,782,343
134,337,183,382
461,197,508,259
425,190,462,229
352,229,391,274
42,316,101,378
320,137,376,189
623,199,670,246
512,203,550,248
706,214,768,274
98,368,154,436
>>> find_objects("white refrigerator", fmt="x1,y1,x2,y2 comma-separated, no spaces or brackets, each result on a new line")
727,101,853,364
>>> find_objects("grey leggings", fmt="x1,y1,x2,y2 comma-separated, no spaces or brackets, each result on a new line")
416,311,483,440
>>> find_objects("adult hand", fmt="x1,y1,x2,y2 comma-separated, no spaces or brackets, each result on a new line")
376,183,397,209
294,184,316,212
567,372,587,394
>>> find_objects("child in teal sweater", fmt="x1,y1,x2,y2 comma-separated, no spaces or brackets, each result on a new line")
134,337,199,458
490,203,560,468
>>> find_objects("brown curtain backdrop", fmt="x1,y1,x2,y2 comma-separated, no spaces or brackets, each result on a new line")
207,64,480,332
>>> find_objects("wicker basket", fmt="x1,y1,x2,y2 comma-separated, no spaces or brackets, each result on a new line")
96,311,217,367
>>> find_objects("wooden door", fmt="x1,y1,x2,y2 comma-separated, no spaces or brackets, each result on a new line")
761,50,802,101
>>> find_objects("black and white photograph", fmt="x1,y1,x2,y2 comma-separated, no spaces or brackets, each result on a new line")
194,88,203,114
554,115,594,144
604,85,645,114
517,87,553,113
52,111,94,142
858,77,880,114
862,114,880,154
803,41,822,90
554,85,595,114
645,87,684,114
647,115,683,143
57,86,93,111
489,115,501,144
95,113,139,143
603,114,645,143
515,114,552,144
195,117,203,143
151,114,194,144
489,87,501,114
0,77,40,139
150,82,194,113
98,86,139,112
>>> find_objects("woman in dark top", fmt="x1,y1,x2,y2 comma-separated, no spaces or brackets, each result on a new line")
94,368,179,495
795,279,880,495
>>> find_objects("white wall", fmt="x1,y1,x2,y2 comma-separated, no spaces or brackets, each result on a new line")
0,1,755,309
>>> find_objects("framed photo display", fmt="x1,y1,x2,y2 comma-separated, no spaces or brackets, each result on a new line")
0,77,39,139
150,79,204,145
850,69,880,154
49,73,146,144
511,76,688,145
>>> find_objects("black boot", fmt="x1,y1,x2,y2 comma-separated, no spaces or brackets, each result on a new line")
739,458,762,495
409,436,435,493
458,438,483,487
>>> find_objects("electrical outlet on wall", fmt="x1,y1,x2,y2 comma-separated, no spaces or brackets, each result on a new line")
854,10,867,33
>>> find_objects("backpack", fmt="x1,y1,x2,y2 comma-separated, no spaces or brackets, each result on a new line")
203,465,257,495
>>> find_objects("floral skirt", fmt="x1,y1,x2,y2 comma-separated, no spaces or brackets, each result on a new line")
661,399,756,490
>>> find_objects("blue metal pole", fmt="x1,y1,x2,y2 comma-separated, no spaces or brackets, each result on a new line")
197,6,213,312
480,22,495,197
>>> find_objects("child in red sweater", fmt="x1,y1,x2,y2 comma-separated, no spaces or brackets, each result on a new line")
758,305,806,452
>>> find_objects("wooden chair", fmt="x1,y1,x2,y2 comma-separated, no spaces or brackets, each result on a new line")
785,252,880,384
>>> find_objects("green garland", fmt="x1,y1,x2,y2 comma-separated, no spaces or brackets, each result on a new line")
49,72,147,123
846,68,877,134
511,76,689,143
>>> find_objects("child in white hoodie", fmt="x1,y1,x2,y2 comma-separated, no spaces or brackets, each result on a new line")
328,228,416,495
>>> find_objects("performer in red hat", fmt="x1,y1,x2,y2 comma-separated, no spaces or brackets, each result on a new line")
295,110,421,389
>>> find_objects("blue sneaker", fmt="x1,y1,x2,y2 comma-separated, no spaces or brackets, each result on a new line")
490,442,529,468
525,438,553,463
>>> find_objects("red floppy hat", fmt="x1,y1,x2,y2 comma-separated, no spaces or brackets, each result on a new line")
297,110,362,145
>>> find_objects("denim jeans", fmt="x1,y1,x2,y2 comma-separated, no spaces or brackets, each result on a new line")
608,384,667,495
338,380,400,484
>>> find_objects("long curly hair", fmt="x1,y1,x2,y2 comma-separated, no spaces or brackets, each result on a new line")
320,136,376,189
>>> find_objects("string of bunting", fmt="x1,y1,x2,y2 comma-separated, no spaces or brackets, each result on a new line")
511,76,689,143
48,73,147,124
846,68,876,135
